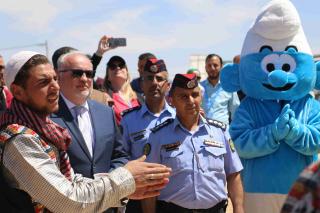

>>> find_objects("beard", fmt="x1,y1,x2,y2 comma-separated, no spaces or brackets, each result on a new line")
26,98,58,118
208,75,219,81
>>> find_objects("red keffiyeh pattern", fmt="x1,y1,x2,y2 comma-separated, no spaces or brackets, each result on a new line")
0,98,72,181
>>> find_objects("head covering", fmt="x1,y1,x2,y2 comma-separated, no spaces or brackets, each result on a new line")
170,73,198,94
241,0,312,56
187,67,199,74
4,51,40,88
144,58,167,73
107,55,126,67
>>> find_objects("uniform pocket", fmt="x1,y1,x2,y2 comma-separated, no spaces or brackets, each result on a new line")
161,148,184,172
130,130,148,158
200,146,226,172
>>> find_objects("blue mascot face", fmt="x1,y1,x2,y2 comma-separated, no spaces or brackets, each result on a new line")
221,45,317,101
240,46,315,100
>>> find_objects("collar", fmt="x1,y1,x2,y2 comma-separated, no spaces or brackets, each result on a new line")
173,114,206,133
61,93,89,111
139,101,174,117
203,79,221,89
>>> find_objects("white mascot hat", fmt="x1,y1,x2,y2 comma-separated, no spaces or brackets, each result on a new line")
241,0,312,57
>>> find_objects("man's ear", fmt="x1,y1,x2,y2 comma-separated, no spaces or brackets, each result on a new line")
314,61,320,90
10,84,25,101
220,63,241,92
166,81,171,92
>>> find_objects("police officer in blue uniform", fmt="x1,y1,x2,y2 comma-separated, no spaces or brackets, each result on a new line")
145,73,244,213
121,58,175,213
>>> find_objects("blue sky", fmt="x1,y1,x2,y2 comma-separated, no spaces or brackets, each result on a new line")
0,0,319,79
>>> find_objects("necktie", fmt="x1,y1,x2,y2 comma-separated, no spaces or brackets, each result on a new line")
73,106,93,156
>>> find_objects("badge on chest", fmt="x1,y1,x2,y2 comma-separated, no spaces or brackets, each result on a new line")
131,129,146,142
162,141,182,152
143,143,151,156
203,139,224,148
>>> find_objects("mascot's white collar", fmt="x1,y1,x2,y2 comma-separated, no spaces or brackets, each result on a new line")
241,0,312,57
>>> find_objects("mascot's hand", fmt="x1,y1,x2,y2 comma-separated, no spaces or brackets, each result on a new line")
285,116,303,142
271,104,292,141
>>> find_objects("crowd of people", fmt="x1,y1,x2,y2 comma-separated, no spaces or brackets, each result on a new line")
0,33,244,212
1,1,320,213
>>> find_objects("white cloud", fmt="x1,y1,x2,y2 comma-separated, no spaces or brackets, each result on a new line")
0,0,70,32
165,0,215,14
50,0,265,55
159,0,265,49
50,5,176,53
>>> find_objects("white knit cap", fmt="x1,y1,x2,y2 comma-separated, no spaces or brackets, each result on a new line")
4,51,40,88
241,0,312,56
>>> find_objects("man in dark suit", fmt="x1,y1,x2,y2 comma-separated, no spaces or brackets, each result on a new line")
51,51,128,180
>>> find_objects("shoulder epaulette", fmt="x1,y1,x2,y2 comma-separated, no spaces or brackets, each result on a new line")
121,106,141,117
151,118,174,133
206,118,227,131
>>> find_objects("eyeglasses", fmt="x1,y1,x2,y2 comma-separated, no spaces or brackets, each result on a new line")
109,63,126,70
59,69,95,79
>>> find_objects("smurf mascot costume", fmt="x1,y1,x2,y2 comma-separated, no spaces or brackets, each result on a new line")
220,0,320,212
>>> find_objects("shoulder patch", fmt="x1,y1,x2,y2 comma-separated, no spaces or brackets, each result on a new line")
206,118,227,131
228,138,236,152
143,143,151,156
151,118,174,133
121,105,141,117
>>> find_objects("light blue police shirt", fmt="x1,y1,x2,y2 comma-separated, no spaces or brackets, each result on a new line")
146,116,243,209
201,79,239,125
120,102,175,160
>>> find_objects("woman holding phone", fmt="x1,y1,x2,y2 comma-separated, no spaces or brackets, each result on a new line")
103,55,140,125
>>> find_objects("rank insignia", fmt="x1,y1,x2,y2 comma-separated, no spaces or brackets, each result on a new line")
203,139,224,148
150,65,158,73
133,134,145,141
187,79,196,89
228,138,235,152
143,143,151,156
162,141,181,152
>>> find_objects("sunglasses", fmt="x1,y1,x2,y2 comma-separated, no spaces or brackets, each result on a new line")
109,63,126,70
60,69,95,79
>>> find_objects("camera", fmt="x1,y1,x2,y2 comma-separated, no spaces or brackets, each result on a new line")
108,38,127,48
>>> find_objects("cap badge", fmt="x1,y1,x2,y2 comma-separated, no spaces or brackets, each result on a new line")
150,65,158,73
187,80,196,88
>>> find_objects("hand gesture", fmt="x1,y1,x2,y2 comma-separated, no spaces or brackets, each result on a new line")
271,104,292,141
285,115,302,141
95,35,114,56
124,155,171,199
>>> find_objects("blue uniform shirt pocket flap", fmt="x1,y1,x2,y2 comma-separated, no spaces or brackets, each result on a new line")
202,146,226,157
161,148,184,158
160,148,185,172
200,146,226,172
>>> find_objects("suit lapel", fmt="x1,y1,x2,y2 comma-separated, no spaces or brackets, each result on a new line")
56,97,92,160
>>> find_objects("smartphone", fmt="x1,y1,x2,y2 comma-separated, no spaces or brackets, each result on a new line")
108,38,127,48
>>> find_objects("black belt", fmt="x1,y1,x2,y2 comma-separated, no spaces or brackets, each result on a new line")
156,200,227,213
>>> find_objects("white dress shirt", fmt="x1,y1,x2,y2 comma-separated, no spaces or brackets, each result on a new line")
61,94,94,157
